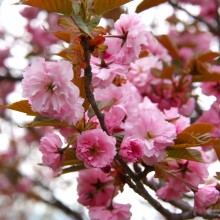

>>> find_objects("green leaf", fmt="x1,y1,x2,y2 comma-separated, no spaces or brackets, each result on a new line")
94,0,131,15
0,100,39,116
72,14,91,36
136,0,167,12
23,116,68,127
87,16,101,32
20,0,73,15
167,148,204,163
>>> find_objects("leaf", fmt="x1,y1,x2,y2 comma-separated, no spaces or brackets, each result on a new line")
211,139,220,160
173,123,215,148
154,162,170,181
94,0,131,15
151,66,175,80
181,122,214,134
167,148,204,163
0,100,39,116
87,17,101,32
62,164,85,174
88,99,116,118
189,59,220,82
72,14,91,36
24,116,68,127
52,30,71,43
136,0,167,13
156,35,180,60
197,51,219,62
20,0,73,15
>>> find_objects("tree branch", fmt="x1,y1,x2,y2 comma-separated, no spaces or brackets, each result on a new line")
168,0,218,34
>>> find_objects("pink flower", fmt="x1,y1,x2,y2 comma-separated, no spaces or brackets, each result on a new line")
201,81,220,99
22,58,84,125
91,56,128,88
108,13,149,64
89,203,132,220
77,168,116,206
157,160,209,201
39,133,65,170
20,7,40,20
163,108,190,134
119,137,145,162
143,32,171,63
76,129,116,168
104,105,126,134
194,186,219,214
124,106,176,165
128,56,162,94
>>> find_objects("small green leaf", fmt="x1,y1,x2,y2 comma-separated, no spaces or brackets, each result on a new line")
0,100,39,116
167,148,204,163
24,116,68,127
87,16,101,32
72,14,91,36
94,0,131,15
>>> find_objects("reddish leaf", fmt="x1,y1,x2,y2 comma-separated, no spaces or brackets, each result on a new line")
20,0,73,15
181,122,214,134
167,148,204,163
0,100,38,116
52,30,71,43
197,51,219,62
24,116,68,127
151,66,175,79
189,59,220,82
94,0,131,15
157,35,180,60
136,0,167,13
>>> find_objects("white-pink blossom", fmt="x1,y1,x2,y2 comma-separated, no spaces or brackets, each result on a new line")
76,129,116,168
77,168,117,206
39,133,65,170
195,186,219,214
22,58,84,125
119,137,145,162
108,13,149,64
89,203,132,220
124,105,176,165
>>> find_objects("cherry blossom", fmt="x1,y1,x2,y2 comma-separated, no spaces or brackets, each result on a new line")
119,137,145,162
108,13,149,64
194,186,219,214
89,203,132,220
77,168,117,206
39,133,65,170
76,129,116,168
22,58,84,124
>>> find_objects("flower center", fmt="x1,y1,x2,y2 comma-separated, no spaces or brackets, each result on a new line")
45,82,57,92
146,132,154,139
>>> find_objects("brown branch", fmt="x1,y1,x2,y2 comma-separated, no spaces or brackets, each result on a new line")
168,0,218,34
81,36,109,134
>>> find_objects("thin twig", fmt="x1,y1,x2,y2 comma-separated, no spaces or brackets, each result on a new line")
168,0,217,34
